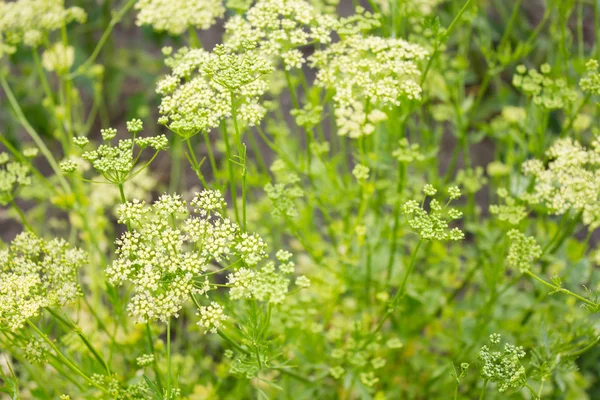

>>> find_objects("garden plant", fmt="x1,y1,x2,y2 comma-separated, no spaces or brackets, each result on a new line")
1,0,600,398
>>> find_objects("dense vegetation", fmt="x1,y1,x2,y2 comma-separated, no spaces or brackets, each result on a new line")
1,0,600,398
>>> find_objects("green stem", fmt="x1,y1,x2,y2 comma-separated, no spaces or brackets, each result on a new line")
525,382,539,399
0,74,70,193
479,379,488,400
230,93,246,231
561,94,591,137
421,0,472,85
370,239,423,338
498,0,523,50
222,121,240,225
45,308,110,374
217,330,249,355
395,239,423,302
166,320,172,399
69,0,136,78
567,335,600,357
386,164,406,282
185,136,208,188
146,323,164,392
31,49,56,107
9,198,33,231
26,320,110,395
203,131,220,186
169,136,182,193
524,270,597,308
117,183,131,231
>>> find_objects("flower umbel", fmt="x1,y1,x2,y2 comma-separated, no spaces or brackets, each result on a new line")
0,232,86,331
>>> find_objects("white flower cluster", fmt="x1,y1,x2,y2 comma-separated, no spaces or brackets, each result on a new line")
136,354,155,367
0,232,86,331
197,301,227,333
478,334,527,393
489,188,528,225
41,43,74,74
393,138,425,164
157,44,273,137
512,64,577,110
73,124,168,184
264,159,304,218
135,0,224,35
24,337,50,364
580,59,600,95
0,153,31,205
309,35,428,138
108,190,295,325
521,138,600,229
506,230,542,273
352,164,370,181
224,0,338,56
373,0,442,18
401,185,464,241
0,0,86,54
227,249,302,304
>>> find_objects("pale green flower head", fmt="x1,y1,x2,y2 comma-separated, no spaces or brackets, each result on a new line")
0,0,86,49
456,167,487,194
402,185,464,241
580,58,600,95
135,0,224,35
352,164,370,181
0,232,87,331
506,230,541,273
310,34,427,138
478,334,527,393
157,45,272,137
41,43,74,74
78,127,167,184
197,301,228,333
520,138,600,228
393,138,425,164
513,64,577,109
489,189,528,225
0,157,31,205
224,0,338,56
109,190,294,324
291,104,324,129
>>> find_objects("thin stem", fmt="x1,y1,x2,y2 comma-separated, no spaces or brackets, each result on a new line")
185,136,208,188
230,93,247,231
166,320,172,399
217,330,249,355
69,0,136,78
561,94,591,137
45,308,111,375
369,239,423,338
0,74,71,193
26,320,110,395
9,198,33,231
222,121,240,225
479,379,488,400
203,131,220,186
524,270,597,308
386,163,406,282
567,335,600,357
31,49,56,107
146,323,164,392
117,183,131,231
525,382,539,399
396,239,423,302
498,0,523,50
169,135,182,193
421,0,473,85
